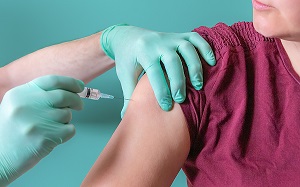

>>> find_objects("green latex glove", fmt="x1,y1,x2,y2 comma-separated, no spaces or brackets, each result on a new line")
101,24,216,117
0,75,84,186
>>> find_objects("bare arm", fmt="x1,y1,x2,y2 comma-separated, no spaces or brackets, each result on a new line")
81,75,191,187
0,32,114,99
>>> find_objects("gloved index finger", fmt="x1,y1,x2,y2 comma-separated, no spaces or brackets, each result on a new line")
31,75,85,93
143,62,172,111
47,89,84,110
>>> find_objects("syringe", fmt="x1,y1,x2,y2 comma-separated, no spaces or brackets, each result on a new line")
78,87,115,100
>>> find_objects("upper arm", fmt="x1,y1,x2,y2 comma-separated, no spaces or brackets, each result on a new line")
81,75,191,187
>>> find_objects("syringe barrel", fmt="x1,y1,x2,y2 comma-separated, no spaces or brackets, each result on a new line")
78,87,100,100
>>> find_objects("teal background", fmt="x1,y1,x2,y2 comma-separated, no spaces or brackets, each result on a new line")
0,0,252,186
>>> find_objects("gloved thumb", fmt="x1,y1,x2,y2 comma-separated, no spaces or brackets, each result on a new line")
120,100,129,119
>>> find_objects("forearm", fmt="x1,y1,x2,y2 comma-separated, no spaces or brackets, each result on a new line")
0,31,114,99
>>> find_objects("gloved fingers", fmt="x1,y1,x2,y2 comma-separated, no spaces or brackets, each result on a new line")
177,41,203,90
116,69,139,118
45,123,76,144
46,108,72,124
31,75,85,93
160,52,186,103
185,32,216,66
46,90,84,110
59,123,76,144
144,62,172,111
120,97,129,119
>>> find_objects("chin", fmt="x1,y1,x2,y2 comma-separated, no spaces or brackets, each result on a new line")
254,21,299,41
253,22,271,37
253,17,277,38
256,30,275,38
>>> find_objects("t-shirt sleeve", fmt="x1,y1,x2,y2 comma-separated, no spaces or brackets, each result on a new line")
179,22,257,154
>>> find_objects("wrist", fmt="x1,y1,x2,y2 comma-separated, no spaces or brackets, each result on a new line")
100,23,129,60
0,67,12,101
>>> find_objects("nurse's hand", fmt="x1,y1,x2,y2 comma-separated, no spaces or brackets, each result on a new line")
101,24,215,117
0,75,84,186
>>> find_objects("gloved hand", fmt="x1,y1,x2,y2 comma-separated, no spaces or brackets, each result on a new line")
0,75,84,186
101,24,216,117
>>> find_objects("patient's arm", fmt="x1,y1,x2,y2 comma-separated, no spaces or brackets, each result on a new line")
81,75,191,187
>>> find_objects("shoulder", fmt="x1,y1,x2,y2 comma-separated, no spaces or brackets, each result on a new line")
180,22,277,143
193,22,275,54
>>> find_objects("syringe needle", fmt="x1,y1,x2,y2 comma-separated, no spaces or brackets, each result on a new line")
113,97,132,101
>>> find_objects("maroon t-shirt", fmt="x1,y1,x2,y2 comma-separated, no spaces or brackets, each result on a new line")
180,22,300,186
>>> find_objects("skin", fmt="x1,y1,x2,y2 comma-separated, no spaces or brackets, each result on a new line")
0,21,218,185
81,75,190,187
0,32,114,100
81,0,300,186
252,0,300,75
253,0,300,41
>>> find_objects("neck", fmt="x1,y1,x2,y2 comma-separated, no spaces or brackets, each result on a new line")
281,39,300,76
